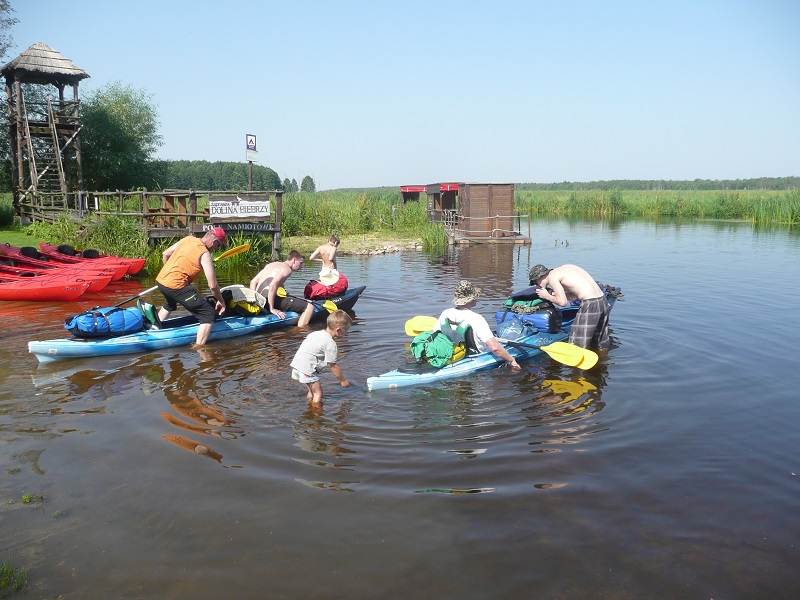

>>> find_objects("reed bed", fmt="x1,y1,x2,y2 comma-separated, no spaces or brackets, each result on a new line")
515,189,800,224
281,190,428,236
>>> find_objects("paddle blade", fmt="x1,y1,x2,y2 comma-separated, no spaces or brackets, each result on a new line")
540,342,598,369
405,315,438,336
322,300,337,313
276,286,287,298
214,243,251,261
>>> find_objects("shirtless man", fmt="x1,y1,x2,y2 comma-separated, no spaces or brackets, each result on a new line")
528,263,610,349
249,250,315,326
309,234,340,271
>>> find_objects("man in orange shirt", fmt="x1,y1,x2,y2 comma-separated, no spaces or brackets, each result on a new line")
156,227,227,346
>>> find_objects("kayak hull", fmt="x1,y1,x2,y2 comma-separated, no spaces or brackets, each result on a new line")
28,285,366,362
0,278,90,302
29,311,302,362
367,328,570,390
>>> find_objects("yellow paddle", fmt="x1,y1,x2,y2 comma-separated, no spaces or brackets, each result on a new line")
112,242,252,308
496,339,598,369
214,242,251,261
277,287,338,313
403,315,599,369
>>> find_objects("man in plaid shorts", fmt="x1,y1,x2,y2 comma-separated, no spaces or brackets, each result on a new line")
528,264,610,350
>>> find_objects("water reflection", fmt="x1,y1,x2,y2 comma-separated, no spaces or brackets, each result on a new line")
146,356,243,463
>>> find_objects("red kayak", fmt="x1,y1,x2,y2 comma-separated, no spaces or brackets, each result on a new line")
0,276,90,302
0,264,113,293
38,243,145,276
0,245,119,283
34,244,130,281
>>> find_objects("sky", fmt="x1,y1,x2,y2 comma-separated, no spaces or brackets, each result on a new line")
7,0,799,190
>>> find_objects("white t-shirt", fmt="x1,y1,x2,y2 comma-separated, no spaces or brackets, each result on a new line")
290,330,338,375
434,307,495,353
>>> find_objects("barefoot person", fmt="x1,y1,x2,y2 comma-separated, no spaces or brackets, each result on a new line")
249,250,315,326
309,234,340,271
156,228,227,346
528,264,610,349
290,310,351,408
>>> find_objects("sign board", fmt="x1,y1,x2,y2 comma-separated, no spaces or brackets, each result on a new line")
246,134,257,150
246,149,259,162
209,195,271,220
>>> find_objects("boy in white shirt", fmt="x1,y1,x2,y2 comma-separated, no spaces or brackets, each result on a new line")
290,310,352,407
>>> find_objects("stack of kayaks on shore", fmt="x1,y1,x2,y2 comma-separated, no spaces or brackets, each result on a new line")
366,284,622,391
0,242,144,301
28,284,367,362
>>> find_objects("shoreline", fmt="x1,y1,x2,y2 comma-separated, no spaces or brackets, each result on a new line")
282,233,423,257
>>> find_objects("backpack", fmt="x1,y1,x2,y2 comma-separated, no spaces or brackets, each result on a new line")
64,306,145,338
410,330,466,368
495,300,562,333
220,285,267,317
304,272,349,299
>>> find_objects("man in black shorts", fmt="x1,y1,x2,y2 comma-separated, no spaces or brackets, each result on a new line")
249,249,315,326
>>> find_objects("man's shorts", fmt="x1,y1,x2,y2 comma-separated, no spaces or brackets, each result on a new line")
292,369,319,384
158,283,217,324
278,296,311,314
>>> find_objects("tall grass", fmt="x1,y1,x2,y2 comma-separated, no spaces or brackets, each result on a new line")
281,190,427,236
0,194,14,226
515,189,799,224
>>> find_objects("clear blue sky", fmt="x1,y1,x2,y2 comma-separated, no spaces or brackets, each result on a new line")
9,0,799,190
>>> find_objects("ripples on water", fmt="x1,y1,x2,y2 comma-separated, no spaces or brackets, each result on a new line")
2,220,800,598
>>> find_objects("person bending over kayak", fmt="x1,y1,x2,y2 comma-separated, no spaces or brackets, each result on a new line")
528,263,610,350
249,250,315,327
156,228,227,346
435,280,520,370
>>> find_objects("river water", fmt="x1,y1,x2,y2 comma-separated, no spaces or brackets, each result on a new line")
2,219,799,599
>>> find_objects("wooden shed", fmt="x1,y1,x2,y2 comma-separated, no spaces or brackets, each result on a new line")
416,182,527,244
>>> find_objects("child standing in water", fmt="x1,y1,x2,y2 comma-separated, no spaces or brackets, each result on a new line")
290,310,351,407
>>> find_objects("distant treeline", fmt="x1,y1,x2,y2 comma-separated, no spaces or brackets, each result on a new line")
160,160,282,191
516,177,799,191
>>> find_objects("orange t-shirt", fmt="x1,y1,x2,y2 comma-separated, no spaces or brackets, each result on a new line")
156,236,208,290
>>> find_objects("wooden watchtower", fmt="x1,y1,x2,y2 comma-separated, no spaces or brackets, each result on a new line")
1,43,90,211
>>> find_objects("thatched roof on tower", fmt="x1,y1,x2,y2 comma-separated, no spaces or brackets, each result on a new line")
1,42,90,85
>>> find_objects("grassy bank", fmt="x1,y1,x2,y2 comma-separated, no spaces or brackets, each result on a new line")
0,191,447,276
3,187,794,274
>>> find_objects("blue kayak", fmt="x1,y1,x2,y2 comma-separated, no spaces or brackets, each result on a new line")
366,284,620,391
366,327,570,391
29,285,366,363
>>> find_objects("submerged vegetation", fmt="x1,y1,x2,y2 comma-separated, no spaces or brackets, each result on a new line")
0,558,27,597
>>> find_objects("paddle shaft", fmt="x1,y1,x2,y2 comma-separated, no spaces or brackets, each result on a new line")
277,288,336,312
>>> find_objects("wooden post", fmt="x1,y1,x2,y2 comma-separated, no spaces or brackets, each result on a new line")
273,192,283,260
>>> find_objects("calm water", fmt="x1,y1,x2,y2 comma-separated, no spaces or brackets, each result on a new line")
2,220,799,599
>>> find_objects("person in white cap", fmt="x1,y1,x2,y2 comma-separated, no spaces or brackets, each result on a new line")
156,227,227,346
435,280,520,370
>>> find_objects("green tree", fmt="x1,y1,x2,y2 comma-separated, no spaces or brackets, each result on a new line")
80,81,164,190
300,175,316,193
0,0,17,61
